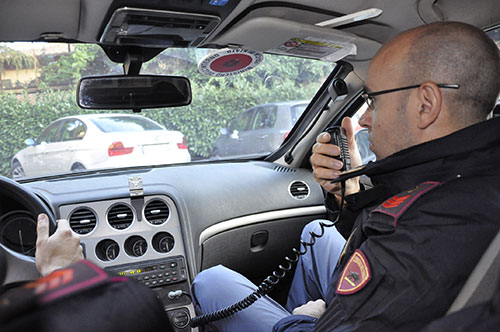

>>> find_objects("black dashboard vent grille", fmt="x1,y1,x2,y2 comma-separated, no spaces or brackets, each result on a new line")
289,181,310,200
144,200,170,225
69,208,97,235
274,165,297,173
108,204,134,230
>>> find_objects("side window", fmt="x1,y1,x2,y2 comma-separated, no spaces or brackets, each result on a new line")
229,110,253,132
351,103,376,165
37,122,61,144
251,106,277,130
61,119,86,141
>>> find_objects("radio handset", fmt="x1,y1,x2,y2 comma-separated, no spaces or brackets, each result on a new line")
326,126,351,172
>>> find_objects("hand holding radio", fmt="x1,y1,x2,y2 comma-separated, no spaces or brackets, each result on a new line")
310,117,362,200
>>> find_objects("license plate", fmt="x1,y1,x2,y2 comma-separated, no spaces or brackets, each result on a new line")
142,144,169,155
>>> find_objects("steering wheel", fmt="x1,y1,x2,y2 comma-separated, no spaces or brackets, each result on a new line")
0,175,57,285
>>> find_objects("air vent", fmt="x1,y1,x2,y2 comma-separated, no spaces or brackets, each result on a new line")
100,8,221,47
274,165,297,173
289,181,310,200
69,208,97,235
144,200,170,225
108,204,134,230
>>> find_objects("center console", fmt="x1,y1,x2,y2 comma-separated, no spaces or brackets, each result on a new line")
60,192,197,331
106,256,193,331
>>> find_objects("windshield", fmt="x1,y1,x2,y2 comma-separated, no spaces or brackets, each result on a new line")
0,44,332,179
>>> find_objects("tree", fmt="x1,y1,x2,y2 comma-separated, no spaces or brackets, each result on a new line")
39,45,117,87
0,46,35,70
0,46,35,89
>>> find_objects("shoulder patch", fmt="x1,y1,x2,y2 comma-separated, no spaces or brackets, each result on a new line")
371,181,441,226
23,260,111,303
336,249,371,295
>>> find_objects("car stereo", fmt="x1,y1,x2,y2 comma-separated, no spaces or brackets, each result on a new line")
106,256,188,288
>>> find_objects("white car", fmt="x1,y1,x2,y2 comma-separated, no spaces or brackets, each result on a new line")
11,114,190,178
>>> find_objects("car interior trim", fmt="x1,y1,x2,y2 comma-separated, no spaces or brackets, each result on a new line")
198,205,326,245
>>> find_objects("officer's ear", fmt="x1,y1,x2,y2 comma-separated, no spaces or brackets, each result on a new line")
415,81,443,129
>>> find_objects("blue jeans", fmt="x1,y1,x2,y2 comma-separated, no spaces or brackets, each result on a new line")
191,220,346,332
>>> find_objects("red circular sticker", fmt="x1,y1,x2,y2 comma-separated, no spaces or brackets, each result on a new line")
209,54,253,73
198,49,264,77
284,40,299,48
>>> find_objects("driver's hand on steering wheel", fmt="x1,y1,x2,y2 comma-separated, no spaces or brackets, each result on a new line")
35,213,84,276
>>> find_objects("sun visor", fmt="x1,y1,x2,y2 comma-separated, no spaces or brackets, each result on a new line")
211,17,381,62
0,0,80,41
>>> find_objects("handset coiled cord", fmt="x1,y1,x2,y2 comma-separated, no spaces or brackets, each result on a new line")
190,181,347,328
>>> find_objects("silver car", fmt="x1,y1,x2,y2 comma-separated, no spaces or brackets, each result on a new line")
211,101,309,158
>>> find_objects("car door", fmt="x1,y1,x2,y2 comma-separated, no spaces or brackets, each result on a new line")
242,105,279,155
223,109,254,156
23,120,63,176
58,119,87,170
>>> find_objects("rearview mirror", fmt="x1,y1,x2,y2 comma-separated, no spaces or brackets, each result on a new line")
77,75,192,110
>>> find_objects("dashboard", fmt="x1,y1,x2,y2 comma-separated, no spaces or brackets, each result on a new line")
0,160,327,331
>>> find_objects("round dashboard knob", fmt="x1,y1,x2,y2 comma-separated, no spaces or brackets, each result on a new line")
96,239,120,261
124,236,148,257
152,232,175,253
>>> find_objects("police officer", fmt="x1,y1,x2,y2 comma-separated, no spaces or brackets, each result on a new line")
191,21,500,332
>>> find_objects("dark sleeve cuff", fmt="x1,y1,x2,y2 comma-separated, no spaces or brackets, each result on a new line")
325,192,341,218
273,315,317,332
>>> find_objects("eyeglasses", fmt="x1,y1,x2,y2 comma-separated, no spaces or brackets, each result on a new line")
361,83,460,110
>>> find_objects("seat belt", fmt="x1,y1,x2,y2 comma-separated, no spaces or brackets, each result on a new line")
447,230,500,314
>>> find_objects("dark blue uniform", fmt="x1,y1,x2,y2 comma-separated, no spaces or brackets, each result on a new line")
275,117,500,331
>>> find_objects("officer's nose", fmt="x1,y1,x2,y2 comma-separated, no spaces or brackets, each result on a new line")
358,107,371,129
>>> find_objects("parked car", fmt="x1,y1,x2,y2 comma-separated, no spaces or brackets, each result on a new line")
211,101,308,158
11,114,190,178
